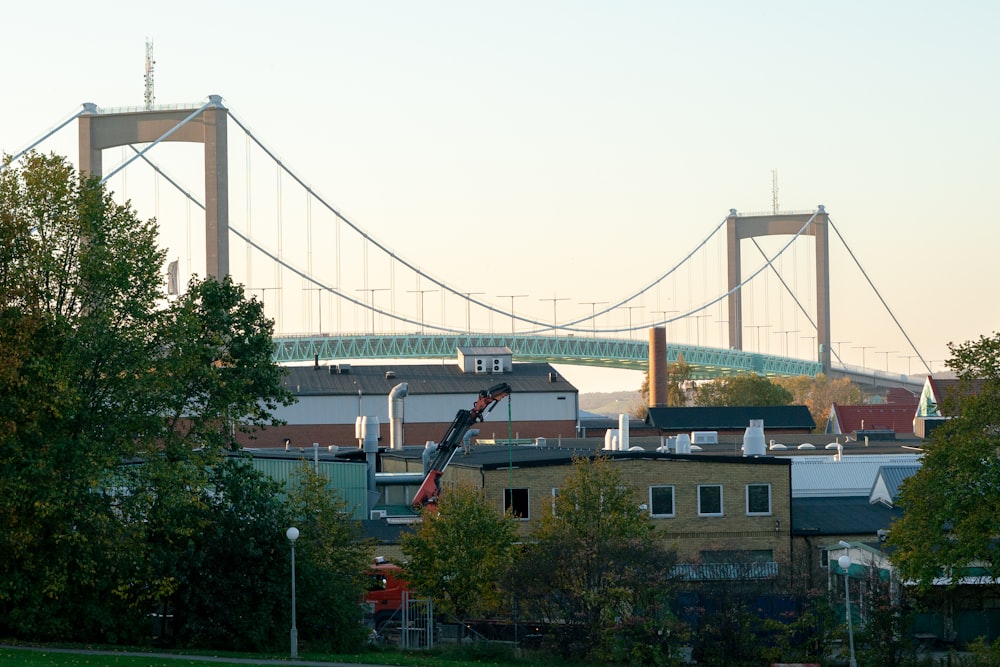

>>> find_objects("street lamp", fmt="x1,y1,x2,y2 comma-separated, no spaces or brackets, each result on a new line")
286,526,299,659
838,544,858,667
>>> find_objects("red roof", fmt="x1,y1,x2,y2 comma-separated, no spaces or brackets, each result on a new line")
831,404,918,434
886,387,917,404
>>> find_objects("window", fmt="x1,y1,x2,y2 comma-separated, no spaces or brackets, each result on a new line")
504,488,530,520
649,485,675,517
746,483,772,515
698,484,723,516
819,548,829,569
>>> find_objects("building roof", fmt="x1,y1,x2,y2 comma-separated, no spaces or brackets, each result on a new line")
789,454,922,498
645,406,816,432
383,443,792,472
792,496,903,536
869,464,921,507
828,403,918,435
281,362,577,397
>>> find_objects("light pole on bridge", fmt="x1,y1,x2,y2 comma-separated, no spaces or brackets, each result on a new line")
877,350,898,373
407,289,437,334
801,334,817,362
774,329,798,356
652,310,678,341
853,345,874,370
581,301,608,337
540,295,569,333
745,324,771,353
497,294,527,334
357,288,389,334
622,305,644,340
833,340,851,361
302,287,322,334
463,292,484,334
692,314,711,346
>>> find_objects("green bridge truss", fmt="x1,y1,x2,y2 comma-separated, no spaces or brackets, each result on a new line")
272,334,823,379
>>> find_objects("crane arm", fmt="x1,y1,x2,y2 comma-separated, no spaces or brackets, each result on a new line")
411,382,511,509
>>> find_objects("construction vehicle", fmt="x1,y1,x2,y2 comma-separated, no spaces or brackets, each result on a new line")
364,556,409,631
411,381,512,510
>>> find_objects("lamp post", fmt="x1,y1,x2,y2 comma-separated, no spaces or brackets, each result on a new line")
838,548,858,667
286,526,299,659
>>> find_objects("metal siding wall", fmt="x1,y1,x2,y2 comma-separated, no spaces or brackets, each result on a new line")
250,458,370,520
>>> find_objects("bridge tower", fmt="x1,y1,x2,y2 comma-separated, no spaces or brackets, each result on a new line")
726,206,831,374
78,96,229,278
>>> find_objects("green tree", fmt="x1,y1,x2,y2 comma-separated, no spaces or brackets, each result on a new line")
0,153,294,646
507,456,679,663
695,374,793,407
890,332,1000,591
284,463,372,652
402,483,519,624
0,152,166,641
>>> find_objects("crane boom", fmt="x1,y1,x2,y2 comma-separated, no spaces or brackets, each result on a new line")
411,382,512,509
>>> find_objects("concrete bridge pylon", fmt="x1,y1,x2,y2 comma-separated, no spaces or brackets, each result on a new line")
726,206,832,374
77,96,229,279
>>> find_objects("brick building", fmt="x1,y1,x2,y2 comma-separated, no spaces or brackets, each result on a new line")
381,446,793,578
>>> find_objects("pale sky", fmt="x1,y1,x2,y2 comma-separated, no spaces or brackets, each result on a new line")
4,1,999,393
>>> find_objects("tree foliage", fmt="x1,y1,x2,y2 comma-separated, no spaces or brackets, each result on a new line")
285,463,373,651
506,457,679,663
402,483,519,621
0,153,305,648
775,374,862,431
890,332,1000,591
695,373,793,407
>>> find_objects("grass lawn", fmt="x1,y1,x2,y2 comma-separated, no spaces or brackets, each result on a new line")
0,645,554,667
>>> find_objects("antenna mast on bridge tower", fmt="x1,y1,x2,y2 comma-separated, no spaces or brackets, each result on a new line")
144,38,155,110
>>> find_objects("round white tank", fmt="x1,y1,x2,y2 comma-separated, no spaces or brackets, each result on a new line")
743,419,766,456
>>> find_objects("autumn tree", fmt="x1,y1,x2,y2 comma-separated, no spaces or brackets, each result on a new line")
506,456,680,664
890,332,1000,591
695,373,793,407
775,374,862,431
402,483,519,624
634,355,695,418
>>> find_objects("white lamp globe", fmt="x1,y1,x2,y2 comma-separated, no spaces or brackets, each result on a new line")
286,526,299,542
838,555,851,570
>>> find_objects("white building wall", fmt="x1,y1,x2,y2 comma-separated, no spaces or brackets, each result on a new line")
276,391,576,426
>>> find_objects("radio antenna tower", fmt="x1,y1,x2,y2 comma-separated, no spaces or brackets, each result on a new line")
771,168,779,213
144,38,155,110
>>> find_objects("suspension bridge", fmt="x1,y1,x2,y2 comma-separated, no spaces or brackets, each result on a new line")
6,95,930,390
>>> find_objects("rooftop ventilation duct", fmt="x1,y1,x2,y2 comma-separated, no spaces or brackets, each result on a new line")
742,419,767,456
388,383,408,450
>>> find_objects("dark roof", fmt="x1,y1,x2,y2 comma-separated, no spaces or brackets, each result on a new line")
282,362,577,397
382,444,791,471
871,464,921,502
645,406,816,431
792,496,902,535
